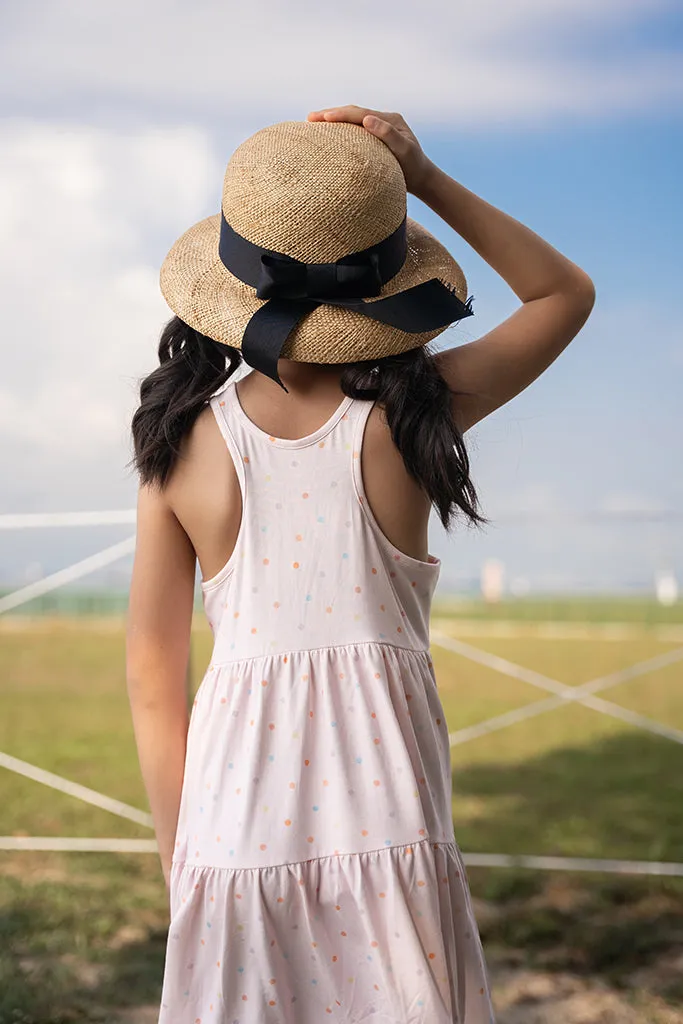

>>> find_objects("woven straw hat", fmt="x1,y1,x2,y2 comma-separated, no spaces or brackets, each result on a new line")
160,119,471,378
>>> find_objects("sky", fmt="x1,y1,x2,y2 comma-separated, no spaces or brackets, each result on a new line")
0,0,681,598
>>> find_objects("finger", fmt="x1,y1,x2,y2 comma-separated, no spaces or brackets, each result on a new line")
316,105,383,125
363,115,407,153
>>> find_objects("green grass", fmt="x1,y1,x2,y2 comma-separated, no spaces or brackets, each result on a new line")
1,605,682,1021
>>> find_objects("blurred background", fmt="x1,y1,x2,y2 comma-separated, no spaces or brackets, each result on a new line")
1,2,682,1022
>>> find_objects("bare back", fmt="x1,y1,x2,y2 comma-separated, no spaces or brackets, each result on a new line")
164,371,433,583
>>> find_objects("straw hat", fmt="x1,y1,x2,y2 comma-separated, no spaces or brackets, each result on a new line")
160,119,472,391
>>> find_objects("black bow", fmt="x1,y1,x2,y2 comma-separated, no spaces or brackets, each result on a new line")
257,250,383,302
218,211,473,392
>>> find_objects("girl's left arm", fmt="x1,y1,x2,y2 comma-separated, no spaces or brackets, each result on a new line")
125,481,197,889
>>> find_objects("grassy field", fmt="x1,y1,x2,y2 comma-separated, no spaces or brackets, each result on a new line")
1,598,682,1022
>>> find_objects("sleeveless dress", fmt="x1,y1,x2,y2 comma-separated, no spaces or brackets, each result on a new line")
158,375,495,1024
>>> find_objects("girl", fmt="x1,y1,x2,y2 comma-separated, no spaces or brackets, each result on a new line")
126,105,595,1023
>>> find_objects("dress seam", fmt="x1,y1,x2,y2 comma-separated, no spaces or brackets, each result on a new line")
172,835,457,874
208,638,433,670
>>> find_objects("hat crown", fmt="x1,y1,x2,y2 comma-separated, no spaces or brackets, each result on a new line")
221,120,407,264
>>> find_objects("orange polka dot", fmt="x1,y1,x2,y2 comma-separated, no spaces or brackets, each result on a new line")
307,835,314,843
270,978,276,985
219,401,225,407
370,940,378,948
354,586,361,593
323,779,329,786
397,626,402,633
302,674,309,681
296,534,302,541
243,456,249,463
339,672,345,679
417,880,426,887
373,779,381,786
374,672,381,679
418,829,425,836
428,952,436,959
390,571,396,577
380,604,385,611
353,451,359,459
335,904,341,910
268,436,275,442
269,722,275,730
242,994,248,1000
216,960,220,967
436,717,441,725
420,777,426,784
379,892,386,898
284,819,291,826
304,759,310,766
332,955,338,962
372,567,378,574
309,710,314,717
216,835,221,842
341,930,347,936
261,679,268,687
302,492,309,499
263,557,270,565
318,441,325,448
480,988,485,995
234,611,240,618
260,843,267,851
269,1000,276,1006
374,984,380,991
277,896,284,902
373,738,381,745
411,580,417,587
251,627,257,634
289,782,296,789
361,829,368,836
371,712,376,718
274,602,280,609
293,561,300,569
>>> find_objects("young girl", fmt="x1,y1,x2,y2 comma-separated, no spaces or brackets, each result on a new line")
126,104,595,1024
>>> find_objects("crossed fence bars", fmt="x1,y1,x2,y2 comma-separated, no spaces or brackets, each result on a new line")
1,509,682,877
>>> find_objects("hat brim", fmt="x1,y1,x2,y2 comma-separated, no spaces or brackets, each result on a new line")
159,214,469,363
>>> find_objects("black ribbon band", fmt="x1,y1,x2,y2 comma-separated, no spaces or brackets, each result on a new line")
218,210,474,392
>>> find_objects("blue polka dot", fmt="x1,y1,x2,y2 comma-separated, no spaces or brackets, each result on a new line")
229,849,235,856
367,955,373,962
268,754,275,762
311,979,318,985
342,552,349,559
238,966,244,973
331,721,337,727
355,757,362,764
417,1001,424,1007
313,805,319,811
261,525,267,532
317,516,325,523
305,594,312,601
228,763,234,769
384,839,392,845
206,921,212,928
199,806,204,813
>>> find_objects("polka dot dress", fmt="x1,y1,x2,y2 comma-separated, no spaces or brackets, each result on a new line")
158,376,495,1023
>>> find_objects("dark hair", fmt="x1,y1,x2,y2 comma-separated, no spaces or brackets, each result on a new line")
130,315,489,531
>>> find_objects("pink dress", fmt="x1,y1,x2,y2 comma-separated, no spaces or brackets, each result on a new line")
158,375,495,1023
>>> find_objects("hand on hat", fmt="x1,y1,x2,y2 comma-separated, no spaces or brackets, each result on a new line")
306,106,435,199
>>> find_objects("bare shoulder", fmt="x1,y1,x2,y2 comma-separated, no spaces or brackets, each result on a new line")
432,279,595,434
359,398,432,561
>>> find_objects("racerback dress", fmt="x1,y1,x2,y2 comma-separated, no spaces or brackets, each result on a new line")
158,374,495,1024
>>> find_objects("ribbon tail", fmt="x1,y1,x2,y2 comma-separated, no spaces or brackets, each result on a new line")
329,278,474,333
241,298,320,392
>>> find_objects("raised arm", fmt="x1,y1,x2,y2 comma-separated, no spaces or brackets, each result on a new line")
125,482,197,888
308,105,596,434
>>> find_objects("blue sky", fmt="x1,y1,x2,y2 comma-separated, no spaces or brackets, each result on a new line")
0,0,681,597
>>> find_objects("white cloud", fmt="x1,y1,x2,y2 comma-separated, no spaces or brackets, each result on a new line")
0,0,680,127
0,120,225,510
